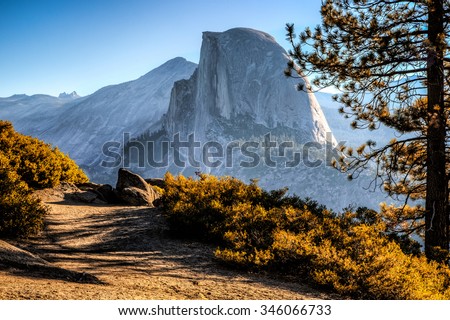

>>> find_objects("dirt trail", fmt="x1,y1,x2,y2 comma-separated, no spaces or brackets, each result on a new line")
0,195,334,300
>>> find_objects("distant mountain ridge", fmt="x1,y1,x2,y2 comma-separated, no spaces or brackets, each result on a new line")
0,57,197,172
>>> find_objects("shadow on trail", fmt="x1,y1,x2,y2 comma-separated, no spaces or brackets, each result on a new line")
12,204,330,298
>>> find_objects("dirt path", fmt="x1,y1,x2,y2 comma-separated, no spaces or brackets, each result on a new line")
0,195,335,300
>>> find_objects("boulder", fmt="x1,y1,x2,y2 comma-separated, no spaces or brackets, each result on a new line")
75,183,121,204
116,187,153,206
145,178,165,189
117,168,148,191
116,168,160,206
72,191,103,204
76,182,102,191
33,182,109,204
94,184,121,204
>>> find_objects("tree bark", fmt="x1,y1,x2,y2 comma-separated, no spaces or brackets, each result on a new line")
425,0,449,261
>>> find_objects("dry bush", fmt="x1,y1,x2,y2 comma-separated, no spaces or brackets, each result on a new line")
162,172,450,299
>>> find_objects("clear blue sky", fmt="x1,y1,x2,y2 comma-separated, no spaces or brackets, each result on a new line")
0,0,322,97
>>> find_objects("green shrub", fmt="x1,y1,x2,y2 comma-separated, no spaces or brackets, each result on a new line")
162,172,450,299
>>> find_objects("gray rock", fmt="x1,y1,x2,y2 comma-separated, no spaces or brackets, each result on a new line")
95,184,121,204
75,182,120,204
76,182,102,191
145,178,165,189
71,191,101,203
116,168,160,206
117,187,153,206
117,168,148,191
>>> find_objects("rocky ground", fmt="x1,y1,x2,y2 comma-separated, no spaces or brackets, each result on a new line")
0,187,337,300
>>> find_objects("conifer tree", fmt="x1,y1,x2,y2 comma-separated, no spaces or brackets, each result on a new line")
286,0,450,261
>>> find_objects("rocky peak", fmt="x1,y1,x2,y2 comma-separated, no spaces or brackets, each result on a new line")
164,27,335,145
58,91,80,99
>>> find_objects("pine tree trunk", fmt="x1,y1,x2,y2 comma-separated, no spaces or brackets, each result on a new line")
425,0,449,261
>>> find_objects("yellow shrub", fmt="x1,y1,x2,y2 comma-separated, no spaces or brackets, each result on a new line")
162,172,450,299
0,120,88,189
0,121,87,237
0,154,48,237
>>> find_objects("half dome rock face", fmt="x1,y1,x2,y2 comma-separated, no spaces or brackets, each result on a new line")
165,28,335,145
